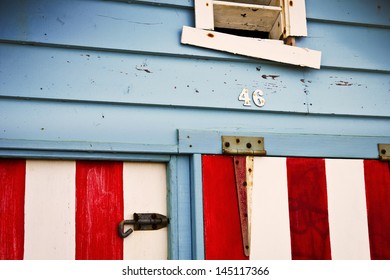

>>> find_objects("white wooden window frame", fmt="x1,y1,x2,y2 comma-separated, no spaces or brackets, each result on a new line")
181,0,321,69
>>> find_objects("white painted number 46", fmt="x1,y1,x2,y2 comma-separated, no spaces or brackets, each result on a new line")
238,88,265,107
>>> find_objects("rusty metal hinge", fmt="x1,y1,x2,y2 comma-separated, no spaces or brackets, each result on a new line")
222,136,266,156
379,144,390,161
234,156,250,257
118,213,169,238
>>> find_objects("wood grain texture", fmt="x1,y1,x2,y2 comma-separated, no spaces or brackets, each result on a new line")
364,160,390,260
213,1,281,32
286,158,331,260
0,159,25,260
202,155,248,260
75,161,124,260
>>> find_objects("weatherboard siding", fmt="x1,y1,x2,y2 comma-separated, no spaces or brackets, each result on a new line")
0,0,389,156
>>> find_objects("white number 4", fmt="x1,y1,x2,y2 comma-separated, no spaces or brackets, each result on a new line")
238,88,265,107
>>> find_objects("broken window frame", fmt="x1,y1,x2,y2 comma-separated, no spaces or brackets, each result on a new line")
181,0,321,69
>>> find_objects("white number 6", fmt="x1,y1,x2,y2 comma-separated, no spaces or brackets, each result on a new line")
252,89,265,107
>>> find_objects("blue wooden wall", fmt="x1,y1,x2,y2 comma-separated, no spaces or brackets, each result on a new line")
0,0,389,159
0,0,389,260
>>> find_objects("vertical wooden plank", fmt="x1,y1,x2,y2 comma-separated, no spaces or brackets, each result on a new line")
195,0,214,30
0,159,25,260
167,156,193,260
123,162,168,260
364,160,390,260
176,156,193,260
202,155,248,260
250,157,291,260
167,156,179,260
190,154,205,260
24,160,76,260
286,158,331,260
283,0,308,37
76,161,123,260
325,159,370,260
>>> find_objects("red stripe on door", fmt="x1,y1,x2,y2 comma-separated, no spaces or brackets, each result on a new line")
364,160,390,260
202,155,248,260
75,161,124,260
286,158,332,260
0,159,26,260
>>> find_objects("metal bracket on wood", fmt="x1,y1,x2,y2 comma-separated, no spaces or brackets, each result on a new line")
222,136,266,156
378,144,390,161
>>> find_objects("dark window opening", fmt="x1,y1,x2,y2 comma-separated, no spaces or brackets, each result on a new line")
214,27,270,39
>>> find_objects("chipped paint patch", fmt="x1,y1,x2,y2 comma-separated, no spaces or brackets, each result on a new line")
335,81,353,87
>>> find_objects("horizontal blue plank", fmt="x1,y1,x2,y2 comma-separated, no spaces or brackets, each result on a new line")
179,129,390,159
0,0,389,71
1,99,389,157
302,68,390,116
0,43,308,114
0,0,195,57
0,149,171,161
306,0,390,27
1,43,389,117
298,22,390,71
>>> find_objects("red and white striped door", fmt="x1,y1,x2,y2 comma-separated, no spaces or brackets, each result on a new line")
0,159,168,260
202,155,390,260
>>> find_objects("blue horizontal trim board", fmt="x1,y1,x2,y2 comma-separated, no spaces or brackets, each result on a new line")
0,149,171,161
1,43,389,117
1,98,389,159
178,129,390,159
0,0,389,71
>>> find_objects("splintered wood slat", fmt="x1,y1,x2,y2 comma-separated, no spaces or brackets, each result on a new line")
213,1,282,32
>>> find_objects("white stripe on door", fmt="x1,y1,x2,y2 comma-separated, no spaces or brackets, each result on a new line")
123,162,168,260
250,157,292,260
325,159,370,260
24,160,76,260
